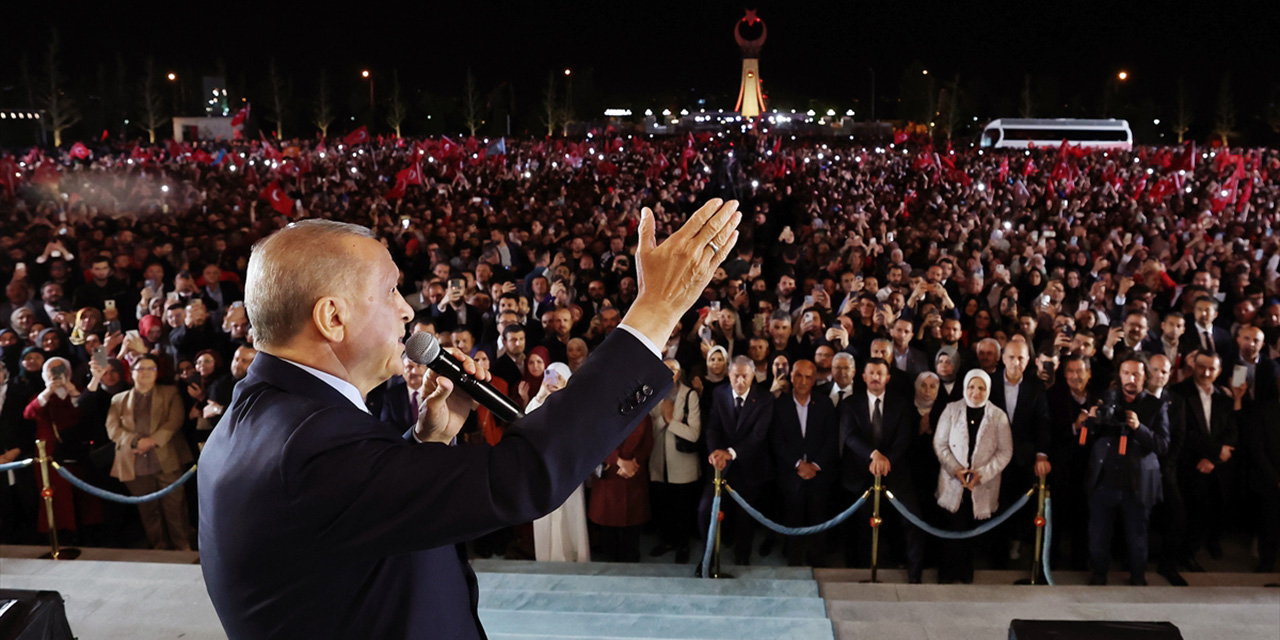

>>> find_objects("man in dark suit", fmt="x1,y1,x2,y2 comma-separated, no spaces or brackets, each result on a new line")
1171,351,1239,566
838,357,925,582
200,263,243,314
200,199,741,639
1244,395,1280,573
700,356,774,566
769,360,838,566
1144,354,1189,585
431,278,484,337
378,357,430,433
987,338,1053,567
1230,325,1279,410
1083,354,1170,586
1047,355,1097,572
888,318,930,380
1179,296,1232,359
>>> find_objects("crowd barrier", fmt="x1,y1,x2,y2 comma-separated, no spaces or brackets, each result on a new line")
11,441,197,560
701,468,1054,585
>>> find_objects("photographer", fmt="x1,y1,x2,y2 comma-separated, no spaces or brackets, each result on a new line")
1082,354,1170,585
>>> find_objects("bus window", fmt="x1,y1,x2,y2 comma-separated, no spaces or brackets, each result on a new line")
981,129,1001,148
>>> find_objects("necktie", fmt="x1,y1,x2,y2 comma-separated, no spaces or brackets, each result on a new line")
410,391,420,419
837,389,847,405
871,397,883,447
1202,329,1214,353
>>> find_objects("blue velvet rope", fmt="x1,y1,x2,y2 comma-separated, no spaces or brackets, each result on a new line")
0,458,33,473
1042,497,1056,586
726,485,871,536
53,463,195,504
885,487,1035,539
700,490,722,578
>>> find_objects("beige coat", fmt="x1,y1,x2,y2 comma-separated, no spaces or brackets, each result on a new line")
648,383,702,485
933,399,1012,520
105,385,192,483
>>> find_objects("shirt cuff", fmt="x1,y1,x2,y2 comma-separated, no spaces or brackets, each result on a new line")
411,429,426,443
618,323,662,358
728,447,738,460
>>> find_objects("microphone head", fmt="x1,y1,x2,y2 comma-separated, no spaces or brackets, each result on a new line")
405,332,440,365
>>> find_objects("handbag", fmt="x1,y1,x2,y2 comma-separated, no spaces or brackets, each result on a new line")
673,389,700,454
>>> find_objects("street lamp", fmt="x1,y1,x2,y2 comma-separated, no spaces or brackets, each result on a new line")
1117,70,1129,81
361,70,374,109
563,68,571,76
167,72,176,82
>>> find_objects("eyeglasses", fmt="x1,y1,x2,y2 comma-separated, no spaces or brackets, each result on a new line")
132,366,158,372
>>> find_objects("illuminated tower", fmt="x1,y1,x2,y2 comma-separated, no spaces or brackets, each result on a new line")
734,9,767,119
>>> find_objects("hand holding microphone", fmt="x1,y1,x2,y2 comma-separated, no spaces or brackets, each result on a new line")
406,332,524,443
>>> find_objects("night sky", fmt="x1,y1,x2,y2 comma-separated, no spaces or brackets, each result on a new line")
2,0,1278,140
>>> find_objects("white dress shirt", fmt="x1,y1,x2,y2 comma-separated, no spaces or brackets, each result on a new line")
829,383,853,409
1003,376,1021,422
1196,384,1213,433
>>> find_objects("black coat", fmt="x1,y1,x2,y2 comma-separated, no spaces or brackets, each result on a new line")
704,383,774,488
1082,389,1170,510
1170,379,1238,471
198,331,672,640
987,370,1053,481
770,393,839,493
837,389,914,497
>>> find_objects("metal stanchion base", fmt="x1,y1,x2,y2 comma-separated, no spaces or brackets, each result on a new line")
39,548,81,560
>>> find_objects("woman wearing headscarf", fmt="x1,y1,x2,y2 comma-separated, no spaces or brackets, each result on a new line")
0,329,22,377
647,358,701,564
37,328,74,366
23,357,105,536
934,346,964,405
529,363,590,562
565,338,589,373
933,369,1013,583
909,371,945,561
694,345,729,431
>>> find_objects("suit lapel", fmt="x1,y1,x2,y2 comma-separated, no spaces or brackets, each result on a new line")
1185,386,1210,436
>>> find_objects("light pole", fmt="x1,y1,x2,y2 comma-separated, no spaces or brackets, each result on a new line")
167,72,178,117
362,69,374,110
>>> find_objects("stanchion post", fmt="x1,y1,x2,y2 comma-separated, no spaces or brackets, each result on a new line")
712,467,724,579
35,440,61,560
1030,476,1048,585
869,474,883,583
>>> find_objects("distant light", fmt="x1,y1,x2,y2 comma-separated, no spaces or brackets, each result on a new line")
350,167,358,174
167,72,176,81
680,109,689,116
428,156,435,163
598,154,604,160
1185,186,1193,193
361,70,370,78
229,165,236,172
846,109,855,116
806,109,816,117
662,109,672,116
1146,168,1154,175
319,152,325,158
603,108,632,117
644,109,653,116
751,180,759,188
976,183,986,192
922,69,929,75
563,68,571,76
703,166,711,174
1004,221,1013,230
1117,71,1129,81
826,109,836,116
1153,118,1160,125
161,185,170,192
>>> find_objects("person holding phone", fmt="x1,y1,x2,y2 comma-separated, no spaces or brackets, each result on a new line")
933,369,1013,584
23,357,102,535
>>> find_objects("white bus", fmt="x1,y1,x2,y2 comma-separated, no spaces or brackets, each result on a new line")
980,118,1132,150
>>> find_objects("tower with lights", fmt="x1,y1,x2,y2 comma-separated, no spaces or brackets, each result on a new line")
734,9,767,119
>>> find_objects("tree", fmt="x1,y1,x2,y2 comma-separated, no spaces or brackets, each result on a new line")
138,57,167,144
463,68,480,137
41,29,81,148
266,58,290,140
114,53,130,135
540,70,558,137
1172,77,1194,144
313,70,334,138
1019,74,1034,118
897,61,935,127
385,69,408,138
1213,75,1235,145
936,75,962,140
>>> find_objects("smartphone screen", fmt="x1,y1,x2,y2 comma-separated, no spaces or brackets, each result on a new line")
105,299,116,310
1232,365,1248,388
93,346,109,368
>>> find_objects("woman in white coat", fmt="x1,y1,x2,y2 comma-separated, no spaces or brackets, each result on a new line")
647,358,702,564
933,369,1013,583
529,363,591,562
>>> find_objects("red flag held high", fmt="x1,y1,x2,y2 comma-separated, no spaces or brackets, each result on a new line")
343,126,370,146
386,174,409,200
893,131,909,145
998,156,1009,182
69,142,91,160
259,181,294,215
230,104,250,128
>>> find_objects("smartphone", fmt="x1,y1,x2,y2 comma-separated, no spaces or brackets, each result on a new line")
50,363,68,380
813,283,824,294
1041,360,1055,377
803,295,814,309
753,314,766,333
449,278,465,292
92,346,109,368
104,299,116,310
1232,365,1248,388
15,262,25,271
1069,236,1078,246
709,300,721,312
400,215,410,228
1043,230,1056,239
886,231,895,243
738,282,748,294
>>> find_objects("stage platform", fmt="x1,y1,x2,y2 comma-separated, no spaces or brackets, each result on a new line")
0,546,1275,639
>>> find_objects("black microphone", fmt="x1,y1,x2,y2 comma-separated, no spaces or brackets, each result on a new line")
405,332,525,423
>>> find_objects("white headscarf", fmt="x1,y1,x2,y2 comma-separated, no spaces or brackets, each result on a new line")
962,369,992,409
526,362,573,414
704,345,729,383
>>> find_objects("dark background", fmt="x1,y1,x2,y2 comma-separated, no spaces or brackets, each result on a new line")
1,0,1278,143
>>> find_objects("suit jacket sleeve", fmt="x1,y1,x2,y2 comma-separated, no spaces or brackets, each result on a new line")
277,330,672,556
149,386,185,447
841,401,875,463
706,391,726,453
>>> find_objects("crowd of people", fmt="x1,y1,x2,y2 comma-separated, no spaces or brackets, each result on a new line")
0,129,1277,586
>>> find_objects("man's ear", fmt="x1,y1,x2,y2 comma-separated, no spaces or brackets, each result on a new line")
313,296,347,344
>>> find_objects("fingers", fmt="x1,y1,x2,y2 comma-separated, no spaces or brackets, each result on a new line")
690,200,741,250
677,198,724,241
638,207,657,253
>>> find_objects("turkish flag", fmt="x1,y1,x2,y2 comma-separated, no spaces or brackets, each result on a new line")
261,142,283,162
259,180,294,215
403,162,423,185
1237,179,1253,213
69,142,91,160
893,130,909,145
191,149,214,164
343,126,370,146
998,156,1009,182
231,104,250,128
386,174,409,200
101,129,109,142
1022,158,1037,176
1210,177,1238,213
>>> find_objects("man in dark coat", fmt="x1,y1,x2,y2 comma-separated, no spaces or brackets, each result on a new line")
769,360,838,566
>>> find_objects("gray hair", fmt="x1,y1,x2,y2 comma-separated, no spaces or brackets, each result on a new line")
730,355,757,372
244,219,376,347
976,337,1002,354
832,352,855,367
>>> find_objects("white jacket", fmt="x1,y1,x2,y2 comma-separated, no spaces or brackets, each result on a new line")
648,383,702,485
933,399,1013,520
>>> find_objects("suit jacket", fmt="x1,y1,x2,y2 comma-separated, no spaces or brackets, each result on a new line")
104,385,193,483
1170,379,1238,470
1244,398,1280,496
705,383,774,487
770,393,839,494
648,384,702,485
890,346,931,380
986,371,1052,479
1179,324,1231,359
838,389,913,496
198,330,671,640
378,377,417,433
1082,390,1169,510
